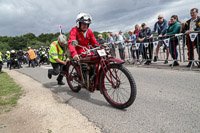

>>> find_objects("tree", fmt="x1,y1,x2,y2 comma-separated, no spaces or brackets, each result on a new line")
8,36,27,50
23,33,36,40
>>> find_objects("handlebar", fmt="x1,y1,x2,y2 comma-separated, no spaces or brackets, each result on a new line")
79,46,100,57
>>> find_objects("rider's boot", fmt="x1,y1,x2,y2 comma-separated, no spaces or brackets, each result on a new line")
57,75,65,85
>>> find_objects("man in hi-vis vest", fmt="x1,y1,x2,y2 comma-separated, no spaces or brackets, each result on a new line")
48,34,68,85
27,47,37,68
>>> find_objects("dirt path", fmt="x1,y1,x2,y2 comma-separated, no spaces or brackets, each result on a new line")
0,69,101,133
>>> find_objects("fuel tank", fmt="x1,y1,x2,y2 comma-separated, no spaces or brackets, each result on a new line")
80,55,100,63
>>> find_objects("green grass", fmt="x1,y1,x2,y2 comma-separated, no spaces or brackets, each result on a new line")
0,72,22,113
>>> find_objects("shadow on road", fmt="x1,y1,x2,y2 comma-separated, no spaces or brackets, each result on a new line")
42,82,120,110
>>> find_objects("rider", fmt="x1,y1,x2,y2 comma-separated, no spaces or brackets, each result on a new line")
17,49,23,68
39,47,46,64
5,51,11,68
10,50,17,70
48,34,68,85
68,13,100,61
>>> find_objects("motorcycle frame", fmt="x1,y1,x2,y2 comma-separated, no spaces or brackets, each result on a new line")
69,54,124,93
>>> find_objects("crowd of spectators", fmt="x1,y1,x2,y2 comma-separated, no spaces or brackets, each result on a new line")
97,8,200,68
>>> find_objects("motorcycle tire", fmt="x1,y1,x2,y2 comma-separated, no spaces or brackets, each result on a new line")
66,62,81,92
100,64,136,109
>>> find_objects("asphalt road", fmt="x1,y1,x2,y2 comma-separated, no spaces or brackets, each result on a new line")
7,64,200,133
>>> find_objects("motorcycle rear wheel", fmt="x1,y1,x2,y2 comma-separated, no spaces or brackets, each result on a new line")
66,63,81,92
100,64,136,109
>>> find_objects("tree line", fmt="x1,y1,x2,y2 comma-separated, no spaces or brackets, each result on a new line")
0,31,129,53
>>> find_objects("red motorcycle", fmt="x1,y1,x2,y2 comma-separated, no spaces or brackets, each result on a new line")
66,41,137,109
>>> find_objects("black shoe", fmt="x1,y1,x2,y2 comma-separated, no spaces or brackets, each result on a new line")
153,56,158,62
174,61,179,66
48,73,52,79
58,81,65,85
164,60,168,64
148,61,151,64
186,62,192,67
170,61,179,66
144,61,150,65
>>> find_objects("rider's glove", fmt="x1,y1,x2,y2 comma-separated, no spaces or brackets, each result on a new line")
94,44,100,48
73,54,80,61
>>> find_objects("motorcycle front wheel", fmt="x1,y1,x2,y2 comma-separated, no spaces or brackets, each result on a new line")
100,64,136,109
66,62,81,92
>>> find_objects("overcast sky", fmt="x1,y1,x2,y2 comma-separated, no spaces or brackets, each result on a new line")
0,0,199,36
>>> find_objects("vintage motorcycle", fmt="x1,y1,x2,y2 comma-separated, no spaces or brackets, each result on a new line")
66,40,137,109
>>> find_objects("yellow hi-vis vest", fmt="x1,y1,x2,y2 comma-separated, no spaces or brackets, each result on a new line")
49,41,66,63
0,55,2,62
5,54,10,60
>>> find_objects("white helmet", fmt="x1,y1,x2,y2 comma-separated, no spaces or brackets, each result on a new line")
11,50,15,53
6,51,10,54
58,34,67,44
76,13,92,28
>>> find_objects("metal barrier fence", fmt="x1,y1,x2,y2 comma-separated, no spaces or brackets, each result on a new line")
114,31,200,70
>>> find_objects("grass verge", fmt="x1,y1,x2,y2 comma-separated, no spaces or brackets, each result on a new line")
0,71,22,113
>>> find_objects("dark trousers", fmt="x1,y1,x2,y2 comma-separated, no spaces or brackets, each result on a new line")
110,45,116,57
143,43,153,61
39,56,44,64
135,44,143,60
0,61,2,73
118,48,124,60
29,58,37,67
130,46,135,59
48,63,66,82
18,57,23,66
169,39,179,60
7,60,11,68
186,35,200,61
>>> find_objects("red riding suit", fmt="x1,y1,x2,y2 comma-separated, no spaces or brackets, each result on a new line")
68,27,100,57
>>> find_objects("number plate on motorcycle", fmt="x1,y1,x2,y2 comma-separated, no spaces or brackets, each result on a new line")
97,49,107,56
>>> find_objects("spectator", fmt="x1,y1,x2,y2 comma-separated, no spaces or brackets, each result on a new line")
96,34,105,47
151,14,169,64
119,30,127,59
119,30,126,40
166,15,181,66
125,30,136,64
138,23,153,65
105,33,115,57
134,24,142,61
114,33,124,60
134,24,140,38
110,32,115,40
183,8,200,67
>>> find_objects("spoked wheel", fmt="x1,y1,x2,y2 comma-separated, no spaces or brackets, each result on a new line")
100,64,136,109
66,63,81,92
